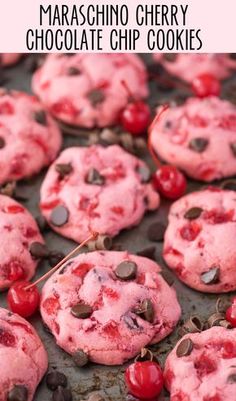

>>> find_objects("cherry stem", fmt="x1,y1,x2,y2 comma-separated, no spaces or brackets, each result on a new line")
147,104,169,168
120,80,136,103
25,231,99,290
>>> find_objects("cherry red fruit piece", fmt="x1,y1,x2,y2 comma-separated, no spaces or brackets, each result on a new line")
152,165,187,200
125,360,164,400
180,222,202,241
7,281,40,318
120,101,151,136
0,328,16,347
191,74,221,98
226,303,236,327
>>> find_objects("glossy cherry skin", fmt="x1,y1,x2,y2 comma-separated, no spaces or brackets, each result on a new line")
152,165,187,200
191,74,221,98
7,281,40,318
121,101,151,135
226,298,236,327
125,361,164,400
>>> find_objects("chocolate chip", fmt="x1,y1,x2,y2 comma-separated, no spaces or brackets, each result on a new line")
71,303,93,319
230,142,236,157
136,165,151,183
52,386,72,401
219,320,232,329
163,53,177,62
72,349,89,367
207,312,225,328
0,136,5,148
67,66,81,76
29,242,49,259
36,215,49,232
134,137,147,154
87,89,105,106
176,338,193,357
55,163,73,179
135,299,154,323
137,246,156,260
147,222,166,242
87,235,112,251
227,373,236,383
184,207,203,220
221,180,236,191
201,267,220,285
46,371,67,391
86,168,105,185
123,315,141,330
100,128,119,145
180,316,203,335
115,261,137,281
164,120,172,130
33,110,47,126
161,271,175,286
50,205,69,226
120,132,134,153
48,251,65,267
189,137,209,153
0,181,15,197
7,385,28,401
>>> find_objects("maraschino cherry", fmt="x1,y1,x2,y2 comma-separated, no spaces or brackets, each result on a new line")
7,232,98,318
226,297,236,327
191,73,221,98
125,348,164,400
120,80,151,136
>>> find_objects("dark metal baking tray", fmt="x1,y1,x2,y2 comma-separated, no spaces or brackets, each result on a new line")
0,55,235,401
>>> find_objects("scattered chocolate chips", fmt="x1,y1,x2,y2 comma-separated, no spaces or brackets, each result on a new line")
87,235,112,251
46,371,67,391
120,132,134,153
227,373,236,383
147,222,166,242
136,165,151,183
29,241,49,259
163,53,177,62
184,207,203,220
50,205,69,227
189,137,209,153
201,267,220,285
71,303,93,319
0,136,5,149
115,261,137,281
137,246,156,260
33,110,47,126
72,349,89,367
48,251,65,267
0,181,15,197
36,214,49,232
221,179,236,191
67,66,81,76
230,142,236,157
164,120,172,130
207,312,225,328
87,89,105,107
219,319,232,329
52,386,72,401
7,385,28,401
123,315,141,330
55,163,73,179
135,299,154,323
176,338,193,357
100,128,119,145
133,137,147,154
180,316,203,336
86,168,105,185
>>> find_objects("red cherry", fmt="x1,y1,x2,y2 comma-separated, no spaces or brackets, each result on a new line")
191,74,221,98
7,281,40,318
152,165,187,200
125,360,164,400
121,101,151,135
226,303,236,327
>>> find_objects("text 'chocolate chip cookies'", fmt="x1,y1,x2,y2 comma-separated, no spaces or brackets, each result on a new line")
163,188,236,293
32,53,148,128
150,96,236,182
0,307,48,401
0,90,62,185
40,251,181,365
40,145,160,243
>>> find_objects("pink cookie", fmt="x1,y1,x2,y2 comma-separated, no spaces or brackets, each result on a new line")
0,90,62,185
32,53,148,128
163,188,236,293
40,251,181,365
0,307,48,401
40,145,160,243
150,96,236,182
153,53,236,82
0,53,21,67
164,326,236,401
0,194,45,290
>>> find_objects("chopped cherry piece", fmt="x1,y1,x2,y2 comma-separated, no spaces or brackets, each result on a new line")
0,328,16,347
125,360,164,400
121,101,151,136
51,99,77,117
103,321,120,338
180,222,201,241
72,263,93,278
111,206,124,215
7,281,40,318
226,303,236,327
3,204,24,214
103,287,119,300
152,165,187,200
41,296,60,315
0,101,14,115
191,74,221,98
6,261,25,282
194,354,217,378
203,209,234,224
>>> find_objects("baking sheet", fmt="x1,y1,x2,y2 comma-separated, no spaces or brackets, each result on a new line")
0,54,235,401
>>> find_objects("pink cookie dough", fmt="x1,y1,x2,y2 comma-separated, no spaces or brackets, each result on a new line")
153,53,236,82
40,145,160,243
164,327,236,401
40,251,181,365
150,96,236,182
0,307,48,401
0,90,62,185
163,188,236,293
0,194,44,290
32,53,149,128
0,53,21,67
